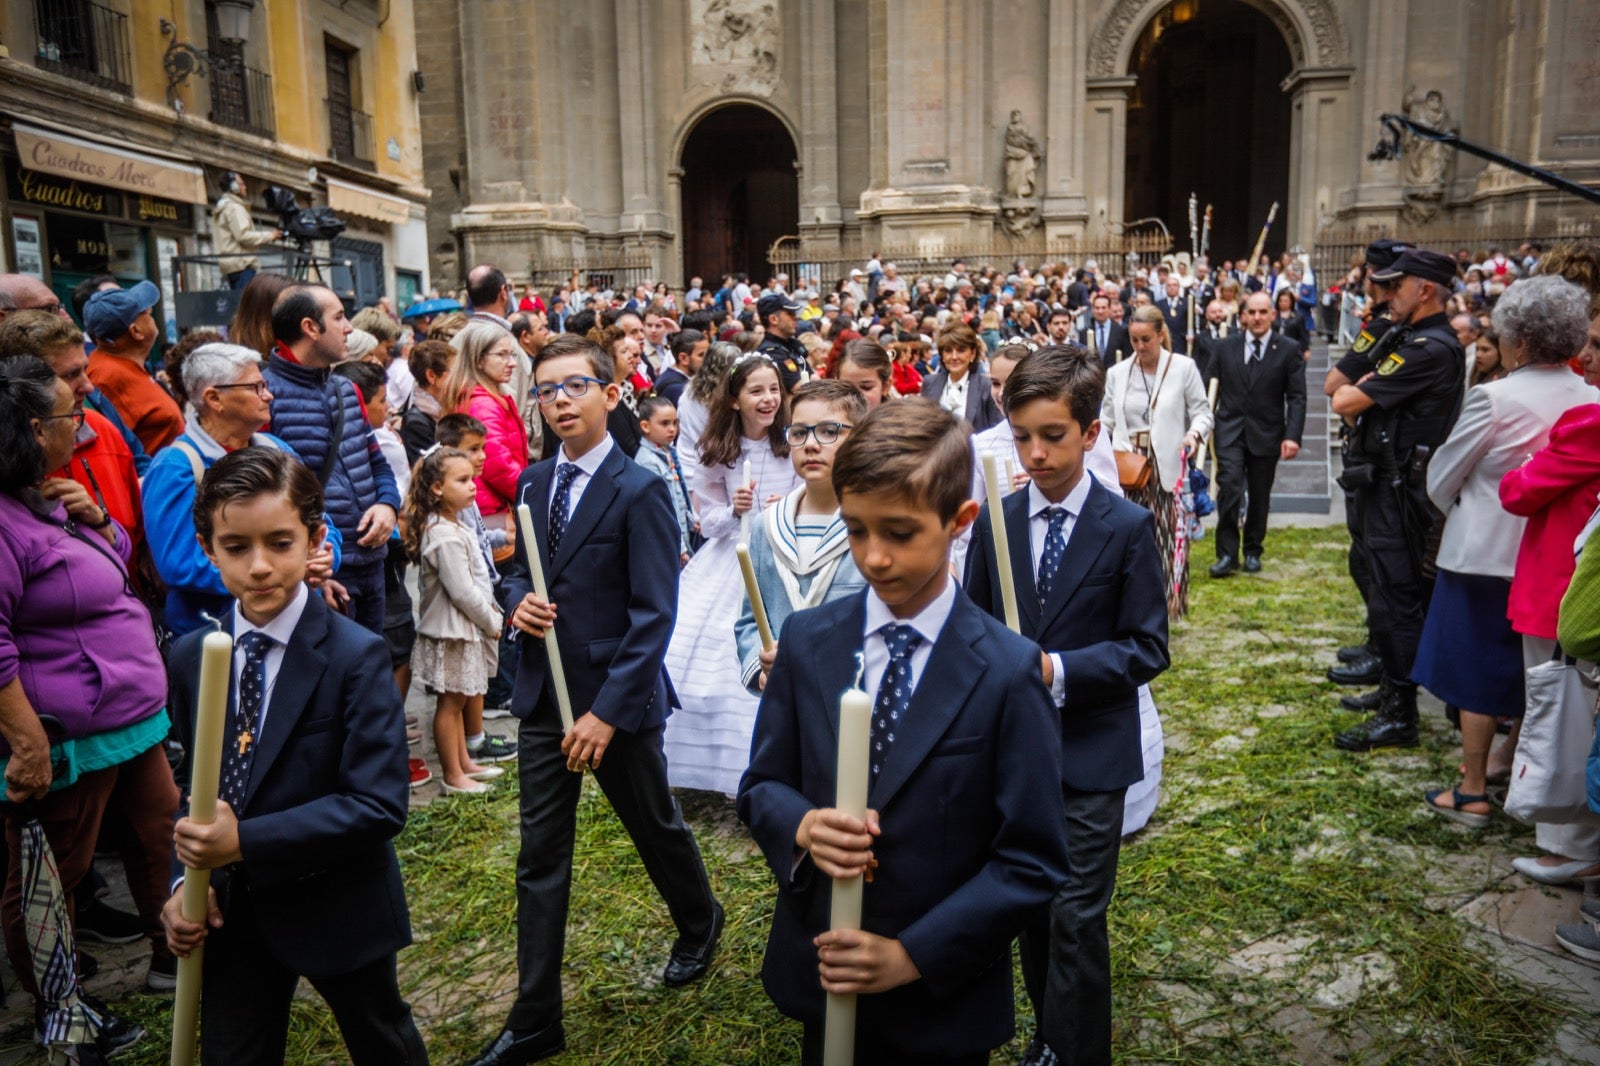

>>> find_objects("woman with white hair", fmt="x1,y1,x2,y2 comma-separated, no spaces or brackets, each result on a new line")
141,342,340,635
1417,275,1600,830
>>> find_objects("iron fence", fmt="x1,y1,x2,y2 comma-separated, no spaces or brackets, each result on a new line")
33,0,132,95
210,62,276,139
327,100,375,170
1311,219,1600,292
526,255,657,300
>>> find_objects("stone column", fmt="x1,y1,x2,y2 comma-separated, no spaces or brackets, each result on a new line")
1347,0,1409,221
613,0,671,253
1042,0,1090,238
797,0,842,247
1283,67,1355,248
1082,76,1138,236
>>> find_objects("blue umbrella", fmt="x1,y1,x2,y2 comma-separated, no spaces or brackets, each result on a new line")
401,297,463,319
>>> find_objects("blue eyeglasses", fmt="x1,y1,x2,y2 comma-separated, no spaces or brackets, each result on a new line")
533,376,608,405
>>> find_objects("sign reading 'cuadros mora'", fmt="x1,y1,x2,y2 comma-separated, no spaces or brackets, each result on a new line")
14,123,206,206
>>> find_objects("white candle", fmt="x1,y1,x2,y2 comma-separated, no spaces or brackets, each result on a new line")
170,628,232,1066
736,543,775,651
1195,378,1219,470
516,504,575,734
1005,457,1018,488
824,674,874,1066
981,454,1021,632
1115,348,1124,364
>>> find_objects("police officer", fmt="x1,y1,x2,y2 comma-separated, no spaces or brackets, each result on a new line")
1328,249,1465,751
1321,240,1411,708
754,293,807,392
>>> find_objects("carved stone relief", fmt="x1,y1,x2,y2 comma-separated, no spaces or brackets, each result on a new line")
1088,0,1350,78
691,0,779,93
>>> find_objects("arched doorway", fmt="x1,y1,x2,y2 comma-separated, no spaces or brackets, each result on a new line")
1123,0,1293,262
679,104,798,283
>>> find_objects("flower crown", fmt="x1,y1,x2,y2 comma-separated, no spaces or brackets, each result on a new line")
729,351,777,377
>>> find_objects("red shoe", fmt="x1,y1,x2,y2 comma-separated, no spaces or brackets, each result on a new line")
409,758,433,789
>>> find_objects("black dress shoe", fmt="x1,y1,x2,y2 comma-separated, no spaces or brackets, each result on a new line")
1327,653,1382,686
662,900,724,987
1335,686,1419,751
1208,555,1239,578
465,1023,566,1066
1020,1035,1061,1065
1338,643,1374,663
1339,688,1384,712
1243,553,1262,573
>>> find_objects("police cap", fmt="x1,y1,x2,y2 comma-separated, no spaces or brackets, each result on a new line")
1370,249,1457,287
1364,239,1412,271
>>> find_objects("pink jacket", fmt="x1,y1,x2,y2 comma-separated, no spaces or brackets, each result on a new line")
463,385,529,518
1500,404,1600,639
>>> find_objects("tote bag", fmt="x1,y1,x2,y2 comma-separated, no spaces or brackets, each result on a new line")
1504,650,1600,826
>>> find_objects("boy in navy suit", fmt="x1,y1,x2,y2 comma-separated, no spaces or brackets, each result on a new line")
964,345,1170,1066
161,447,426,1065
739,398,1070,1066
467,334,721,1066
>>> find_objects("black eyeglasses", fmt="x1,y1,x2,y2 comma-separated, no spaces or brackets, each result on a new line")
27,301,66,317
533,375,608,405
214,381,272,398
41,409,86,430
785,421,853,446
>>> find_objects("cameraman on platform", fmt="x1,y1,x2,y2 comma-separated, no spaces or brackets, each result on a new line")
212,172,282,290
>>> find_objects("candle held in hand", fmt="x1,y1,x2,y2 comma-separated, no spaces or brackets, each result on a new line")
981,453,1021,632
736,542,775,651
170,628,232,1066
515,504,576,734
824,669,874,1066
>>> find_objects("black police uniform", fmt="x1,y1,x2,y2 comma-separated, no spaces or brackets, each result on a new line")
1335,311,1465,750
1329,302,1405,679
755,333,807,393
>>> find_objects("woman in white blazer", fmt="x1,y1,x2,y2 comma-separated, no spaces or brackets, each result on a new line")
1101,304,1214,617
1416,275,1600,851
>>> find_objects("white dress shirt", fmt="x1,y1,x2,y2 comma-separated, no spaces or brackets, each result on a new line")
861,576,958,698
230,581,310,738
547,433,615,523
1028,475,1092,706
939,371,971,416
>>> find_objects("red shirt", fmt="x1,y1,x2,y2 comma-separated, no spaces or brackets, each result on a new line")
87,350,183,454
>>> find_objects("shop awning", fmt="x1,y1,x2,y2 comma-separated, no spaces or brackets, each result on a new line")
13,123,206,205
326,177,412,226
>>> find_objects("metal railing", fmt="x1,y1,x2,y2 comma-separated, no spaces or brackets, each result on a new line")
526,254,658,297
1310,219,1599,293
209,62,276,138
326,100,375,170
33,0,132,95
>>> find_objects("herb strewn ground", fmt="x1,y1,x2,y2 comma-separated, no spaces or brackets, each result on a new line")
108,528,1597,1064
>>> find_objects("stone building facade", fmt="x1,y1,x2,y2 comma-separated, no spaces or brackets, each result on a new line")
415,0,1600,288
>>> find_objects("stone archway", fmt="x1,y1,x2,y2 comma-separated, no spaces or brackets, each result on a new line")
676,102,799,284
1085,0,1353,248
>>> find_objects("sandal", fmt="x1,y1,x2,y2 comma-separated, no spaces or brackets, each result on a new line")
1424,787,1492,828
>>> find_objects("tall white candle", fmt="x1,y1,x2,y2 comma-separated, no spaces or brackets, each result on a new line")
981,453,1021,632
170,628,232,1066
516,504,575,734
1196,378,1219,471
736,543,775,651
741,459,754,545
824,671,874,1066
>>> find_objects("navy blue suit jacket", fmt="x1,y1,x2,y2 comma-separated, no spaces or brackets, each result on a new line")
166,595,412,980
737,590,1069,1056
504,440,679,734
963,476,1170,792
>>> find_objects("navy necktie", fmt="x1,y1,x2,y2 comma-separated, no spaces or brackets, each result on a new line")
1037,507,1069,608
548,463,581,557
870,624,923,784
220,631,273,810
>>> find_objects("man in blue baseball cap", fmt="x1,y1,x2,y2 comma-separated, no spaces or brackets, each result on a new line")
84,281,183,453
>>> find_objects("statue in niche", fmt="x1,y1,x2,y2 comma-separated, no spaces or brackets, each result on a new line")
1003,110,1042,200
1400,86,1454,223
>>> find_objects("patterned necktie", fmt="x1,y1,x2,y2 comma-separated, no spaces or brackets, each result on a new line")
220,630,273,810
1037,507,1069,608
548,462,581,557
870,624,923,784
1250,338,1262,364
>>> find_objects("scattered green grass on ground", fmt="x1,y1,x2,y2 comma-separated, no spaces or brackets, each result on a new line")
112,528,1594,1064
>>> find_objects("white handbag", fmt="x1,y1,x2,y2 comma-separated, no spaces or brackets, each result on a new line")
1505,650,1600,826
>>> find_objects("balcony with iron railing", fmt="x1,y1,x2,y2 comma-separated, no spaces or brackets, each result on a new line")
326,100,375,171
209,61,276,138
33,0,133,95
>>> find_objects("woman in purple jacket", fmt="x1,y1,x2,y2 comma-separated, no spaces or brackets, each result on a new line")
0,357,174,1058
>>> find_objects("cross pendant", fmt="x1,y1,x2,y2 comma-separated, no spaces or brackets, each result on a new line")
237,731,252,756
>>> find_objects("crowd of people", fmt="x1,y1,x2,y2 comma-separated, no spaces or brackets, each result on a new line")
0,228,1597,1065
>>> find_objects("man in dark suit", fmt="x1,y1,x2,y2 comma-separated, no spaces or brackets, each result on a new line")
1154,279,1192,355
1206,291,1308,576
964,347,1169,1066
1075,293,1129,368
163,447,425,1065
469,335,721,1066
653,328,705,406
